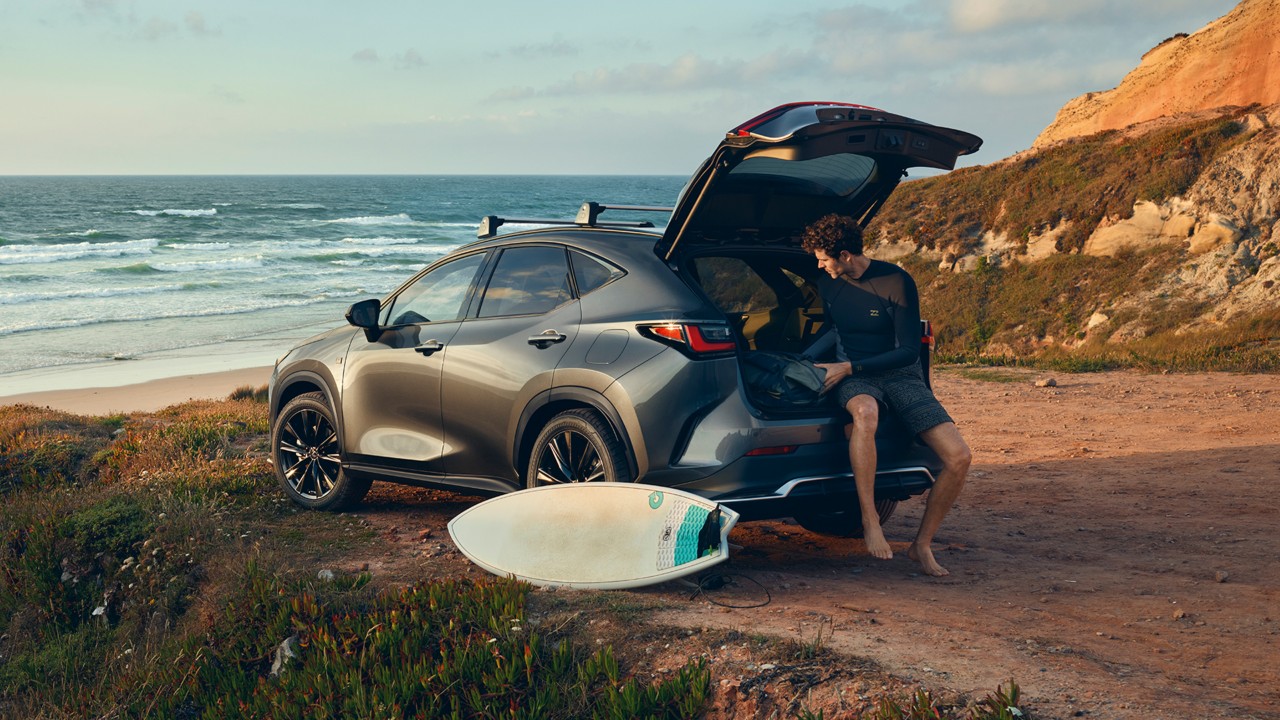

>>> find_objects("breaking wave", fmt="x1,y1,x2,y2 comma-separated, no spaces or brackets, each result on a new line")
0,239,160,265
130,208,218,217
322,213,419,226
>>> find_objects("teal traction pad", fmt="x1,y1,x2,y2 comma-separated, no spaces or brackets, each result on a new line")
655,497,716,570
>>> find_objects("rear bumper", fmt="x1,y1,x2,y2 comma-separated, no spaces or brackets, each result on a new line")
717,465,935,521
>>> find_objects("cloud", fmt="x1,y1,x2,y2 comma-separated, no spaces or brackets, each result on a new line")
140,16,177,41
510,36,578,58
352,48,426,69
394,49,426,70
948,0,1229,33
185,10,217,36
211,85,245,104
133,11,218,40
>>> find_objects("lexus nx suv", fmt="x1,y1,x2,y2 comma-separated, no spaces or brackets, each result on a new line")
268,102,982,536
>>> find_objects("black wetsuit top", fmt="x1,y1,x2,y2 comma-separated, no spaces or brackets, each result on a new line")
817,259,921,374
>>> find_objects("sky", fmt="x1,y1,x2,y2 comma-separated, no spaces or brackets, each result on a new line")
0,0,1241,175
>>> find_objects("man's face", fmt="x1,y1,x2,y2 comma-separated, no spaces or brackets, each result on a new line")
813,249,851,278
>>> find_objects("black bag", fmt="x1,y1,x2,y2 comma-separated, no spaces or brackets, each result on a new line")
741,351,828,408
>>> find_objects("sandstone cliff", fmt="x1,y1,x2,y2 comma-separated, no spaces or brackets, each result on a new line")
1034,0,1280,148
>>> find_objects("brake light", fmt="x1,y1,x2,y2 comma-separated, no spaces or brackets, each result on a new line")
639,323,736,356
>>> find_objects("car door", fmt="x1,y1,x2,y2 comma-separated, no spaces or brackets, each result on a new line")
439,244,580,481
340,251,488,475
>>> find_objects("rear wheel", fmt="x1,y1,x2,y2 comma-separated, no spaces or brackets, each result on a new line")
272,392,371,510
526,409,631,488
794,498,898,538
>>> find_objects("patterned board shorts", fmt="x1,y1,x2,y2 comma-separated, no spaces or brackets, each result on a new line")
833,362,954,437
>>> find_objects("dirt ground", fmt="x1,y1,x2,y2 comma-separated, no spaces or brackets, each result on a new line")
330,369,1280,719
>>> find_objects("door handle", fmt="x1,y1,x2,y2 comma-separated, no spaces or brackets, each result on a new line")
527,330,567,348
414,340,444,356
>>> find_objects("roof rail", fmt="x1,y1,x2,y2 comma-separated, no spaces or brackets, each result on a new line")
477,201,674,239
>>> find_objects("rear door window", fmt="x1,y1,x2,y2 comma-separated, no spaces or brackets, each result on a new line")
478,246,573,318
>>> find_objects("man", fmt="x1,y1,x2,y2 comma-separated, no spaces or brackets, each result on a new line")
801,213,970,577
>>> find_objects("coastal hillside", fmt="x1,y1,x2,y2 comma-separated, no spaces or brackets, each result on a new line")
1033,0,1280,148
868,0,1279,371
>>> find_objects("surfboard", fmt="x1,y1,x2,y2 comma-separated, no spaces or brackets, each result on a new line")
447,483,740,590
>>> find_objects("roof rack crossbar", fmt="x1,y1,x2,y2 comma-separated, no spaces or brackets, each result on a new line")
575,202,675,225
477,214,658,239
477,202,675,239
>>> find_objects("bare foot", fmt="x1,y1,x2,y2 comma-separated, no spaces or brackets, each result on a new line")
862,522,893,560
907,542,949,577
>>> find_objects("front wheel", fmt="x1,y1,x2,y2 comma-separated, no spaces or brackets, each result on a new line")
272,392,371,510
525,409,632,488
794,498,898,538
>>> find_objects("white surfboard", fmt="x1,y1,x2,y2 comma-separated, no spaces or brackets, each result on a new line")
447,483,739,590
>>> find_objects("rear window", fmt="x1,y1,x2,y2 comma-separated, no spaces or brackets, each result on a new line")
728,153,877,197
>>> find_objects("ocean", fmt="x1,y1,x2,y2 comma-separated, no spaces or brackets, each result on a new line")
0,175,686,389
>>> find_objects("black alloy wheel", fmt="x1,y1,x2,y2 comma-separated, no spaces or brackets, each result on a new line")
272,392,371,510
526,409,631,487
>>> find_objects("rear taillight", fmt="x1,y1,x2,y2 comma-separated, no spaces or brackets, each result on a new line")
638,322,736,357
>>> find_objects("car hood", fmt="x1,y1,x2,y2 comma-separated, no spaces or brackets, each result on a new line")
656,102,982,260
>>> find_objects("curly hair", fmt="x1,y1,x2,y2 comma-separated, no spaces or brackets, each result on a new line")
800,214,864,257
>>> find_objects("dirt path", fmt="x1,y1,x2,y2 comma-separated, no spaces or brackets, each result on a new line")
340,369,1280,719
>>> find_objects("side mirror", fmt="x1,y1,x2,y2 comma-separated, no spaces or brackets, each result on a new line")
345,298,381,341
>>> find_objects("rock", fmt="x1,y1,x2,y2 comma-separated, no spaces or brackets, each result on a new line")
1172,608,1187,620
1034,0,1280,148
1035,378,1058,388
317,569,335,582
1214,570,1230,583
270,635,299,677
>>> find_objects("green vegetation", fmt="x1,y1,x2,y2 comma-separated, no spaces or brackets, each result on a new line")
870,113,1253,255
0,394,1035,718
0,397,715,718
899,250,1280,372
854,109,1280,372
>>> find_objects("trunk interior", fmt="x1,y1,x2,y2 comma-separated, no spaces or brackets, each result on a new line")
679,246,925,451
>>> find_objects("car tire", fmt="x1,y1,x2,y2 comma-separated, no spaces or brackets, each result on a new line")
794,498,898,538
525,409,632,487
272,391,371,510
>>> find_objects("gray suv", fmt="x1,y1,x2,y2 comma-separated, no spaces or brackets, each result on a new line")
268,102,981,537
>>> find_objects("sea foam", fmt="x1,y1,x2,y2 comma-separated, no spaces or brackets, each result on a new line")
0,238,160,265
130,208,218,217
323,213,419,226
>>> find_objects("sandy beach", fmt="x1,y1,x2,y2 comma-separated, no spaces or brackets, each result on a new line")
0,365,273,415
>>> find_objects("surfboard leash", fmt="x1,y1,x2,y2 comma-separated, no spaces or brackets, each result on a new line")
685,569,772,609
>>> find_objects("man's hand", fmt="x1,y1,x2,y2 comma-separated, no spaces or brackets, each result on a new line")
814,361,852,395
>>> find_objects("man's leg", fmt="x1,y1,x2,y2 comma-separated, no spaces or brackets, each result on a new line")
907,421,971,576
845,395,892,559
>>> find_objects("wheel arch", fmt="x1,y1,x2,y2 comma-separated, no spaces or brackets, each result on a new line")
272,371,337,425
514,387,639,482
